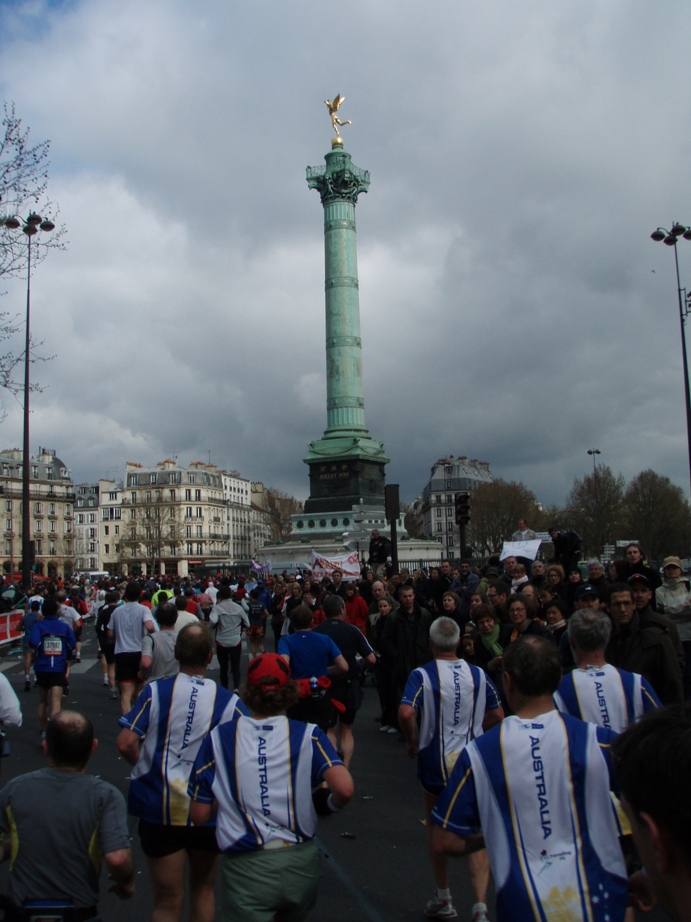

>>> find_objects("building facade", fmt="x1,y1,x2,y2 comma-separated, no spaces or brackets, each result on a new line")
120,459,229,577
414,456,493,557
221,471,252,563
73,483,100,572
0,447,74,580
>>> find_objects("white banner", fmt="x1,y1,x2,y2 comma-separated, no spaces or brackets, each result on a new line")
500,539,542,561
310,549,360,581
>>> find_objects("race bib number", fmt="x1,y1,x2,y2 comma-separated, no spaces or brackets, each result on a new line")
43,635,62,656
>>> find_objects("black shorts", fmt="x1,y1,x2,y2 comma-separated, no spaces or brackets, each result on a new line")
115,652,142,683
138,819,219,858
326,680,360,727
36,671,66,689
100,644,115,665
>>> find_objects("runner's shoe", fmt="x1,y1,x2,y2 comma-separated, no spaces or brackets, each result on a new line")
425,894,458,919
472,909,490,922
24,680,31,692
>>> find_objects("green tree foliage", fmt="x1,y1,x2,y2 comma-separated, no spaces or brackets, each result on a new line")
566,465,625,558
623,469,691,561
467,479,541,556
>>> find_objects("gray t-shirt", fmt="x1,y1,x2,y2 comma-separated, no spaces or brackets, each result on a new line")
141,630,179,681
111,601,154,654
0,768,130,908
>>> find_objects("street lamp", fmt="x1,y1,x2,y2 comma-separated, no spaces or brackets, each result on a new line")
2,214,54,588
651,223,691,498
587,448,601,474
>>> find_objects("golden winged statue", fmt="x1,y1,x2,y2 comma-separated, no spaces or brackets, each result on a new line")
324,94,352,137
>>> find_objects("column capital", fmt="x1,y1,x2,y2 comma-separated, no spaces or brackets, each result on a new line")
306,149,370,206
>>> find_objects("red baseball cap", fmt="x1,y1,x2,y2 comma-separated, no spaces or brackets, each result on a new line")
246,653,291,688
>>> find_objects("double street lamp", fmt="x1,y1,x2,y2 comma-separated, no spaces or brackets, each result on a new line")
651,223,691,498
587,448,601,474
2,213,54,588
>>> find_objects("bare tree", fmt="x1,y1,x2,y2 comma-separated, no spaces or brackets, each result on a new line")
263,487,303,542
566,465,625,558
467,480,541,556
1,102,66,279
623,470,691,561
0,103,65,413
122,493,181,576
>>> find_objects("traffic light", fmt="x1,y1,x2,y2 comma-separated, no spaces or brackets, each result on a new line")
455,492,470,526
384,484,400,522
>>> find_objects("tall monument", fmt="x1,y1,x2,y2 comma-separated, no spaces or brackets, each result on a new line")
303,96,389,514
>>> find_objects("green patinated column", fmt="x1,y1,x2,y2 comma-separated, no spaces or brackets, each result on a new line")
304,143,388,514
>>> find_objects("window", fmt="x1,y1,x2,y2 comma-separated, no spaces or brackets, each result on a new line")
145,491,151,503
186,525,192,538
36,540,42,554
168,507,175,518
109,492,118,501
130,509,136,520
169,525,176,537
170,472,180,484
4,502,10,513
89,542,95,553
196,543,202,554
114,524,119,535
115,543,120,553
34,503,43,514
169,545,175,556
186,507,192,518
4,520,10,533
169,490,176,502
77,499,84,507
434,494,441,504
150,473,157,484
189,474,195,484
64,522,71,534
445,480,452,489
186,543,193,555
436,508,442,518
77,514,84,524
145,527,151,539
4,541,9,555
185,489,192,501
34,520,42,532
89,528,95,538
447,536,454,546
130,492,136,504
104,544,110,554
88,514,95,523
31,465,38,478
49,521,56,533
447,507,453,517
128,474,138,487
49,503,56,515
88,557,95,569
436,523,443,532
104,525,109,536
87,498,94,507
46,469,53,480
195,507,202,519
195,489,201,501
196,525,202,537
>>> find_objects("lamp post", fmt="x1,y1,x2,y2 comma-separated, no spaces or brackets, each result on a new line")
7,463,21,584
651,223,691,497
587,448,601,474
2,214,54,588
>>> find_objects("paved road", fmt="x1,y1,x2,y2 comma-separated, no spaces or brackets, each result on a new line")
0,627,673,922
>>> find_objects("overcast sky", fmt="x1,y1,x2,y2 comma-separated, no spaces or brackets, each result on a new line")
1,0,691,507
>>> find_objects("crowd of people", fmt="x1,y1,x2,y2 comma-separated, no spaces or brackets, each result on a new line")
0,528,688,922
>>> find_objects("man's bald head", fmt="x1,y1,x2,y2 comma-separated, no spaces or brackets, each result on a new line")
45,711,95,771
